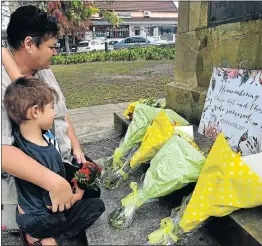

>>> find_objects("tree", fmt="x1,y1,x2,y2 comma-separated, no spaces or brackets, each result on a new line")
47,1,99,54
47,0,122,54
102,9,122,28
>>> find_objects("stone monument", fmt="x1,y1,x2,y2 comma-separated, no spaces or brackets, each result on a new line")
166,1,262,124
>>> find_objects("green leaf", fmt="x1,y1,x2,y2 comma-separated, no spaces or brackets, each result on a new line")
240,69,251,87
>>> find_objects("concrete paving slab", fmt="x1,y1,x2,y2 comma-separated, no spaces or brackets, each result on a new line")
69,112,97,122
89,104,122,114
67,107,92,115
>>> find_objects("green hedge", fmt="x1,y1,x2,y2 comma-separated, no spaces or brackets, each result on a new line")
51,45,176,65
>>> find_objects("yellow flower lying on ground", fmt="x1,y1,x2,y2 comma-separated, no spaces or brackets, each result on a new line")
179,133,262,232
123,101,139,119
123,98,164,120
130,110,174,168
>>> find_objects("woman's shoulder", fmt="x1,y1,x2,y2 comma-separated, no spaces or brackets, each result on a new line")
37,69,64,96
37,69,56,82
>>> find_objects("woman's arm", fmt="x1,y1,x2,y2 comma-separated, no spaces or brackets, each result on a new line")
2,47,23,81
2,47,74,211
2,145,73,212
65,114,86,164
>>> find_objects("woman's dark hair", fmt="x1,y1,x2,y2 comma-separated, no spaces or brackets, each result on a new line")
7,5,60,50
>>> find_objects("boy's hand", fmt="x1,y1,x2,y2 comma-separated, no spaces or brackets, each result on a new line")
71,185,85,205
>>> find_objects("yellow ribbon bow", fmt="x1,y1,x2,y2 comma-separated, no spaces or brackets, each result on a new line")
148,217,179,245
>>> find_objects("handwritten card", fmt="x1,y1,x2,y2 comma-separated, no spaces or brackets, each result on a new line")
198,67,262,156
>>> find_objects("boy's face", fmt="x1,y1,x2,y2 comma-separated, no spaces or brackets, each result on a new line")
38,102,56,130
30,37,57,70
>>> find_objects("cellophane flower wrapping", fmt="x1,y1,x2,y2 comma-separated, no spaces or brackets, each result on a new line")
103,110,176,190
179,133,262,232
148,194,192,245
101,104,189,189
108,135,206,229
101,144,140,190
149,133,262,245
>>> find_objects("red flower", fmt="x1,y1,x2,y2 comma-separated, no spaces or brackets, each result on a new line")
72,160,102,189
71,178,77,186
79,167,91,179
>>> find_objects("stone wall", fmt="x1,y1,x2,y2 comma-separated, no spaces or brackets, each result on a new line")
166,1,262,124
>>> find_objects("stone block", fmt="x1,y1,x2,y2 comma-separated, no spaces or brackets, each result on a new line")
198,2,209,29
166,82,207,124
175,19,262,88
174,31,202,86
177,1,190,33
188,2,208,31
207,207,262,246
113,112,130,137
210,20,262,71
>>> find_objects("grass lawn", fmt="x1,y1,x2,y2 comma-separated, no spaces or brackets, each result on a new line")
52,60,174,109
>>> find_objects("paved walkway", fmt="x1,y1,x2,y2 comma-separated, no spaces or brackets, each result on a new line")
68,102,130,142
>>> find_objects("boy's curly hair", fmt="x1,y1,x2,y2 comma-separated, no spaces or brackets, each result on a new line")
4,76,59,125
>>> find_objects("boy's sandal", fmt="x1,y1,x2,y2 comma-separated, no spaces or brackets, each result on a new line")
19,229,43,246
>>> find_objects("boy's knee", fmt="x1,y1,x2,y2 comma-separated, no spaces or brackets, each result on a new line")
82,197,105,215
94,198,105,214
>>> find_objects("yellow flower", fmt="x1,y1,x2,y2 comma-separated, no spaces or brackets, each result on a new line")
123,101,139,119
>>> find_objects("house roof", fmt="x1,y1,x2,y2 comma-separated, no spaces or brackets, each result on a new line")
94,0,178,12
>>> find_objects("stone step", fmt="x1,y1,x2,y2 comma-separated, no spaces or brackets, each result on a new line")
113,111,262,246
207,208,262,246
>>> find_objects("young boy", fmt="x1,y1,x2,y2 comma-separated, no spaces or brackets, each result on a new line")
4,77,105,246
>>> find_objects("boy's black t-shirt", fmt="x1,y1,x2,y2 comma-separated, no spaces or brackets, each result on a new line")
13,127,66,215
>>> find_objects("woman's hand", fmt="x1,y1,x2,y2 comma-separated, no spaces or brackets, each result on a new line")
72,147,86,164
65,114,86,164
49,177,73,212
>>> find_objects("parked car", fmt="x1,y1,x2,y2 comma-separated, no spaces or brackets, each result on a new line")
77,40,105,52
113,36,158,50
107,39,123,51
150,36,168,44
70,44,78,52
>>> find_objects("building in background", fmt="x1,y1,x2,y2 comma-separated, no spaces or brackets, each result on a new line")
89,0,178,41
